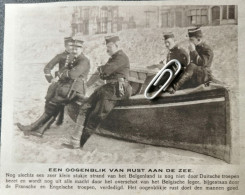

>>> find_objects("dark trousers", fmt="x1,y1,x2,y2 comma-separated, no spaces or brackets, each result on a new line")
85,84,118,130
177,63,212,90
44,81,74,117
69,82,132,147
45,83,58,102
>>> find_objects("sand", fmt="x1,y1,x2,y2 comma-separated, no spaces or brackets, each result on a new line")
12,25,238,164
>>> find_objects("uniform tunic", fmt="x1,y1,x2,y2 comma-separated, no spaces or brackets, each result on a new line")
166,45,189,67
44,51,70,83
44,52,90,104
99,50,130,80
189,41,214,82
76,50,132,132
166,45,189,87
174,41,214,90
145,45,189,92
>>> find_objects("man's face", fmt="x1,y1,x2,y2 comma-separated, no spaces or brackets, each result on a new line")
72,46,83,56
164,38,175,50
189,37,199,46
65,42,73,53
106,42,117,56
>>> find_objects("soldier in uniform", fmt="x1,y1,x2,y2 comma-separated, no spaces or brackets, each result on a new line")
44,37,74,84
147,32,189,93
148,32,189,69
62,35,132,149
17,38,90,137
170,27,214,92
44,37,74,125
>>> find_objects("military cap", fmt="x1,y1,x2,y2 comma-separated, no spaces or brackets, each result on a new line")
105,35,120,44
163,32,174,40
64,37,74,44
188,27,203,38
70,39,84,47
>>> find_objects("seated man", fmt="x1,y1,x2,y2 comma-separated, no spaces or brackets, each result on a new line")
146,32,189,94
17,38,90,137
63,35,132,149
170,27,214,93
44,36,73,126
148,32,189,69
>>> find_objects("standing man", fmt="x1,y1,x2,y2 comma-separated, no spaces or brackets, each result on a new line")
17,38,90,137
63,35,132,149
171,27,214,92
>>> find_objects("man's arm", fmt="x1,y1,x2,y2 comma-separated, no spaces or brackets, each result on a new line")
60,58,90,80
43,54,60,83
86,70,101,88
99,54,127,77
190,47,213,67
179,48,189,67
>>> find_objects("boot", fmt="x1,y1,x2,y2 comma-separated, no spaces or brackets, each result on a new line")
28,116,56,137
61,104,90,149
62,129,92,149
61,122,93,149
56,106,64,126
19,101,59,136
80,129,92,147
62,123,84,149
16,113,50,132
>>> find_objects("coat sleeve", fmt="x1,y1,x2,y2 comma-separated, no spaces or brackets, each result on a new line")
43,54,60,82
60,58,90,80
99,54,127,77
190,47,213,67
179,48,189,67
86,70,101,88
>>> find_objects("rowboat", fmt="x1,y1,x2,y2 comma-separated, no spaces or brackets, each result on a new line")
67,68,231,163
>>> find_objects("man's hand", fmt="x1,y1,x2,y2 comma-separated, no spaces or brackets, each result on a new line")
166,86,176,94
188,42,196,52
45,74,53,83
51,77,59,84
97,66,107,80
97,66,103,73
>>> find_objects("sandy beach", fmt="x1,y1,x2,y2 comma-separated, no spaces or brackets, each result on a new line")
12,23,238,164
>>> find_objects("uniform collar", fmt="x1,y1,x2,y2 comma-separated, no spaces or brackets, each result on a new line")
111,49,122,57
169,44,178,52
76,52,85,59
196,40,204,47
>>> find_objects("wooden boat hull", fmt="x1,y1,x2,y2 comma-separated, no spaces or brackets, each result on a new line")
67,83,231,163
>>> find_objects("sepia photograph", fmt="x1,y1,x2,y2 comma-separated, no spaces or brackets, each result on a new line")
8,3,239,165
1,1,245,195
